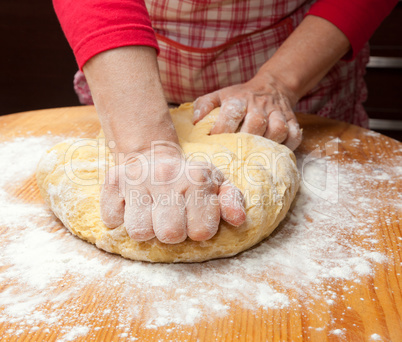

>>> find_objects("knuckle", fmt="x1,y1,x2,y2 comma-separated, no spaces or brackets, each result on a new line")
274,117,288,131
195,92,217,106
210,167,224,186
226,110,243,120
189,167,211,185
194,97,206,109
122,163,143,181
254,95,268,107
193,96,202,106
154,163,178,182
222,99,246,120
249,113,267,127
225,109,244,121
268,117,289,140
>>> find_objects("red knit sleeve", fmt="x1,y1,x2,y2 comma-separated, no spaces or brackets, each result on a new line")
308,0,398,60
53,0,159,70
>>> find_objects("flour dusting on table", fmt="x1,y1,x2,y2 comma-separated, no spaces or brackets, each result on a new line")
0,134,400,341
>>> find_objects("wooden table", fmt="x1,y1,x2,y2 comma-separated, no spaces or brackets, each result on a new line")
0,106,401,342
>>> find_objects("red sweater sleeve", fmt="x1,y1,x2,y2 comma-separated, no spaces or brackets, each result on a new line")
308,0,398,60
53,0,159,69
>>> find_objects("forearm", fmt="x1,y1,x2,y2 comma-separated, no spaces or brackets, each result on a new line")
83,46,178,157
258,15,350,104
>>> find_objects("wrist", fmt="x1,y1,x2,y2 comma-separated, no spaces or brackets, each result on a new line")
83,46,179,158
120,141,183,166
256,15,350,105
252,65,301,107
108,115,180,164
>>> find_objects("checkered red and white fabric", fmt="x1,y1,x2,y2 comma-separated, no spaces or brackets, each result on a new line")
74,0,369,128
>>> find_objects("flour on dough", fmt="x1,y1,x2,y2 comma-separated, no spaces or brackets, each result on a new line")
36,103,300,262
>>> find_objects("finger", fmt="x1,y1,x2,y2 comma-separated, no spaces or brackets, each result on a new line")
240,107,268,135
100,167,124,228
186,192,220,241
218,183,246,226
193,92,221,124
187,161,224,190
283,118,302,151
124,189,155,241
210,165,225,187
264,110,289,143
210,98,247,134
152,193,187,244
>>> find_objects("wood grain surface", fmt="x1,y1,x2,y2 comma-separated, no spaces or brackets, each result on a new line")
0,106,401,342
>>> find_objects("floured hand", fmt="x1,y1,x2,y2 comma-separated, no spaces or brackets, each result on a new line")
100,144,246,244
193,72,302,151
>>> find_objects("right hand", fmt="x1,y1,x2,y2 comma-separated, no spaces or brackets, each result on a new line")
100,144,246,244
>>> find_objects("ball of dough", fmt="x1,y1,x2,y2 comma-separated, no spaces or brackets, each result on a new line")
36,103,300,263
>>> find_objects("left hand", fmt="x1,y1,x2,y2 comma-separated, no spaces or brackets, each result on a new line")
193,73,302,151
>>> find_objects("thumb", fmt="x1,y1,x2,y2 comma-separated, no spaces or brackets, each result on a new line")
218,182,246,226
100,165,125,228
193,92,221,124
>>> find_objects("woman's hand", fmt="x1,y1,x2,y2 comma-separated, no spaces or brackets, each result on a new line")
194,15,352,152
101,144,246,244
193,74,302,151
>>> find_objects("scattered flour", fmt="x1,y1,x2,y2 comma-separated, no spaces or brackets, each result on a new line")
59,326,90,342
330,328,345,336
0,134,400,341
370,333,383,341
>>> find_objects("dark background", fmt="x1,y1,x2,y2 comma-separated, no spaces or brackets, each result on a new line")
1,1,401,140
1,1,79,115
